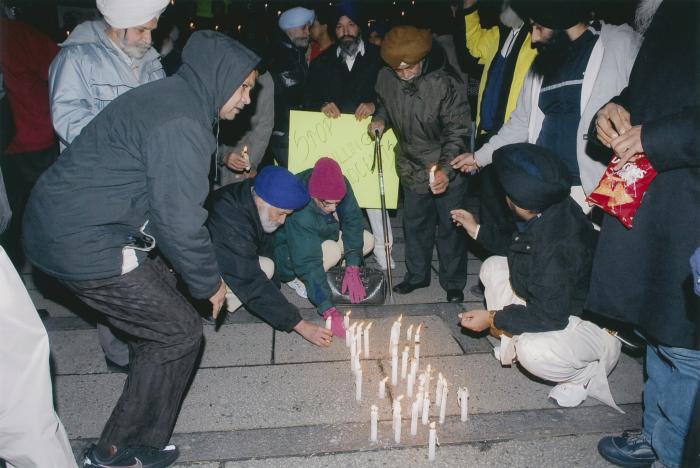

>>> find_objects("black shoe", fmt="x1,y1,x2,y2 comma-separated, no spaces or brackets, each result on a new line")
446,289,464,303
83,444,179,468
105,358,130,374
597,431,656,467
392,280,429,294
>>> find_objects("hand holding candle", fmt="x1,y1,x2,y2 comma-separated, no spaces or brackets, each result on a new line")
242,145,250,171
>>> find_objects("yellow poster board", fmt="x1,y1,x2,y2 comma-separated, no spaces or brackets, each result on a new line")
288,111,399,209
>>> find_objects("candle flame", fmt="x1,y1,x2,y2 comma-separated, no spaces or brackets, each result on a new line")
398,314,403,323
365,322,373,331
381,377,388,383
397,395,404,401
404,345,409,352
430,422,436,429
346,310,352,317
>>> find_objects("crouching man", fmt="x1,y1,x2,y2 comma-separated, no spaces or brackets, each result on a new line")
207,166,333,347
452,143,622,411
273,157,374,337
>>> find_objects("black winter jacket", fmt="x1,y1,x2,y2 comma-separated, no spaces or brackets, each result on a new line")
23,31,259,299
267,33,309,134
373,44,470,192
487,197,597,335
207,180,303,332
304,42,383,113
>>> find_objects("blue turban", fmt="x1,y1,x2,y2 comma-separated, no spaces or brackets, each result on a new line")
494,143,571,212
253,166,310,210
278,7,315,31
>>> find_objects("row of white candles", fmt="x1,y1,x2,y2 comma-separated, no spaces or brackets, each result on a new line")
340,313,471,461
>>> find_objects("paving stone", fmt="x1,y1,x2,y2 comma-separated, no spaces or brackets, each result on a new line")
274,315,463,364
29,294,87,319
222,433,618,467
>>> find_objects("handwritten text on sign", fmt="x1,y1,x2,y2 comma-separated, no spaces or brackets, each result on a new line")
288,111,399,209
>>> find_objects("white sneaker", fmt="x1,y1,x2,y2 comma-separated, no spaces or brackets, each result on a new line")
286,278,307,299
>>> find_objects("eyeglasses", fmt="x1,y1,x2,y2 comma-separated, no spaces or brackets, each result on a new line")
319,199,340,208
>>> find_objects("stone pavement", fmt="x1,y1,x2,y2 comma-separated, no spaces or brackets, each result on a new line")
26,208,643,467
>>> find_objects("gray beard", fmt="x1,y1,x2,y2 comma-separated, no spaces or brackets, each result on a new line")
339,36,360,58
122,41,150,60
258,204,282,233
499,4,523,30
291,36,310,49
634,0,663,34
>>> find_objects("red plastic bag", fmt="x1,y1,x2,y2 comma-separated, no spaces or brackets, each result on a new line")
587,154,658,229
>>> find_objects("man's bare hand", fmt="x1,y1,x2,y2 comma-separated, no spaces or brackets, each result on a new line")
596,102,632,149
209,280,227,319
294,320,333,347
458,310,490,332
354,102,375,120
430,168,449,194
368,119,385,138
610,125,644,170
322,102,341,119
451,209,478,238
225,152,249,172
450,152,479,173
464,0,477,8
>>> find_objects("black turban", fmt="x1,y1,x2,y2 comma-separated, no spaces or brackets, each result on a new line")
525,1,591,30
493,143,571,212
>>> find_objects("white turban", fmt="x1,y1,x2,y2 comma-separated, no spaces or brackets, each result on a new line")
97,0,170,29
278,7,315,31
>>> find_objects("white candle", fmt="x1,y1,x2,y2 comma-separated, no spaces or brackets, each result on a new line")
355,368,363,401
429,165,436,188
422,395,430,425
423,365,432,399
410,358,419,380
415,389,424,418
458,387,469,422
363,322,372,358
391,345,399,386
344,311,352,347
370,404,378,442
406,324,413,342
428,422,437,461
379,377,388,399
410,400,419,436
435,374,444,407
394,413,402,443
406,365,416,398
355,324,363,359
401,346,409,379
349,323,357,358
439,384,448,424
414,343,420,371
414,323,422,343
325,316,332,330
353,353,360,373
350,332,357,371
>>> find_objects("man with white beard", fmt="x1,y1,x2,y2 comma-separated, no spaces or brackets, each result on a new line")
48,0,169,373
591,1,700,466
207,166,334,348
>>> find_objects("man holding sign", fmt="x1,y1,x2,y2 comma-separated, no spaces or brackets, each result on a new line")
304,2,395,270
369,25,471,303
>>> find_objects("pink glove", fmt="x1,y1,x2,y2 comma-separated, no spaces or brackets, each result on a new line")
342,266,366,304
322,307,346,338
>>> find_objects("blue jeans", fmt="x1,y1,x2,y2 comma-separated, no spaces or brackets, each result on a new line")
643,342,700,467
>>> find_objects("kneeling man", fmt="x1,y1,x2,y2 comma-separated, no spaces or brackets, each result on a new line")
274,157,374,337
207,166,333,347
452,143,622,411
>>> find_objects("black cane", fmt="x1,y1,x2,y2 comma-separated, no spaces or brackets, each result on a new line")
373,129,395,304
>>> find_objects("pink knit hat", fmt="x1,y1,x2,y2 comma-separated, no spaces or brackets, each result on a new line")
308,157,347,200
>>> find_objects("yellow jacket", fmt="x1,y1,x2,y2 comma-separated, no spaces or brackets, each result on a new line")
465,8,537,132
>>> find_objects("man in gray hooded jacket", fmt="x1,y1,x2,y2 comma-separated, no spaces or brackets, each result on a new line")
24,31,259,467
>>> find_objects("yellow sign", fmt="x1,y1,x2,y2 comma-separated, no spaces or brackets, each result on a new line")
288,111,399,209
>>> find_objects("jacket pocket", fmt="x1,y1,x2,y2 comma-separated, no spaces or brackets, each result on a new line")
91,84,131,112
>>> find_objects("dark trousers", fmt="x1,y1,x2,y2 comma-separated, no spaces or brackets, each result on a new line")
402,179,468,291
61,256,203,449
477,165,517,254
267,133,289,168
1,145,57,268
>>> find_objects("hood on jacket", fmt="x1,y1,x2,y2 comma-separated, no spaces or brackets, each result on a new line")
178,30,261,121
60,20,110,47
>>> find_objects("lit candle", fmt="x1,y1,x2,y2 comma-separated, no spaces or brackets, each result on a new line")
350,330,357,371
414,323,422,343
363,322,372,358
423,365,432,399
458,387,469,422
406,324,413,342
422,395,430,425
353,352,360,373
394,410,402,443
435,373,444,407
242,145,250,171
428,422,437,461
355,368,363,401
410,399,419,436
414,343,420,370
439,384,448,424
355,323,364,358
379,377,388,399
325,316,332,330
401,346,409,379
429,165,436,189
391,345,399,386
344,311,352,347
370,405,378,442
407,368,415,398
410,358,419,380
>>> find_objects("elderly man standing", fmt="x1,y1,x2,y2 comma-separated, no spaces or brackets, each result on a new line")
267,6,315,167
369,26,471,303
304,3,395,271
49,0,168,150
591,1,700,467
48,0,169,372
23,31,259,467
208,166,333,348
